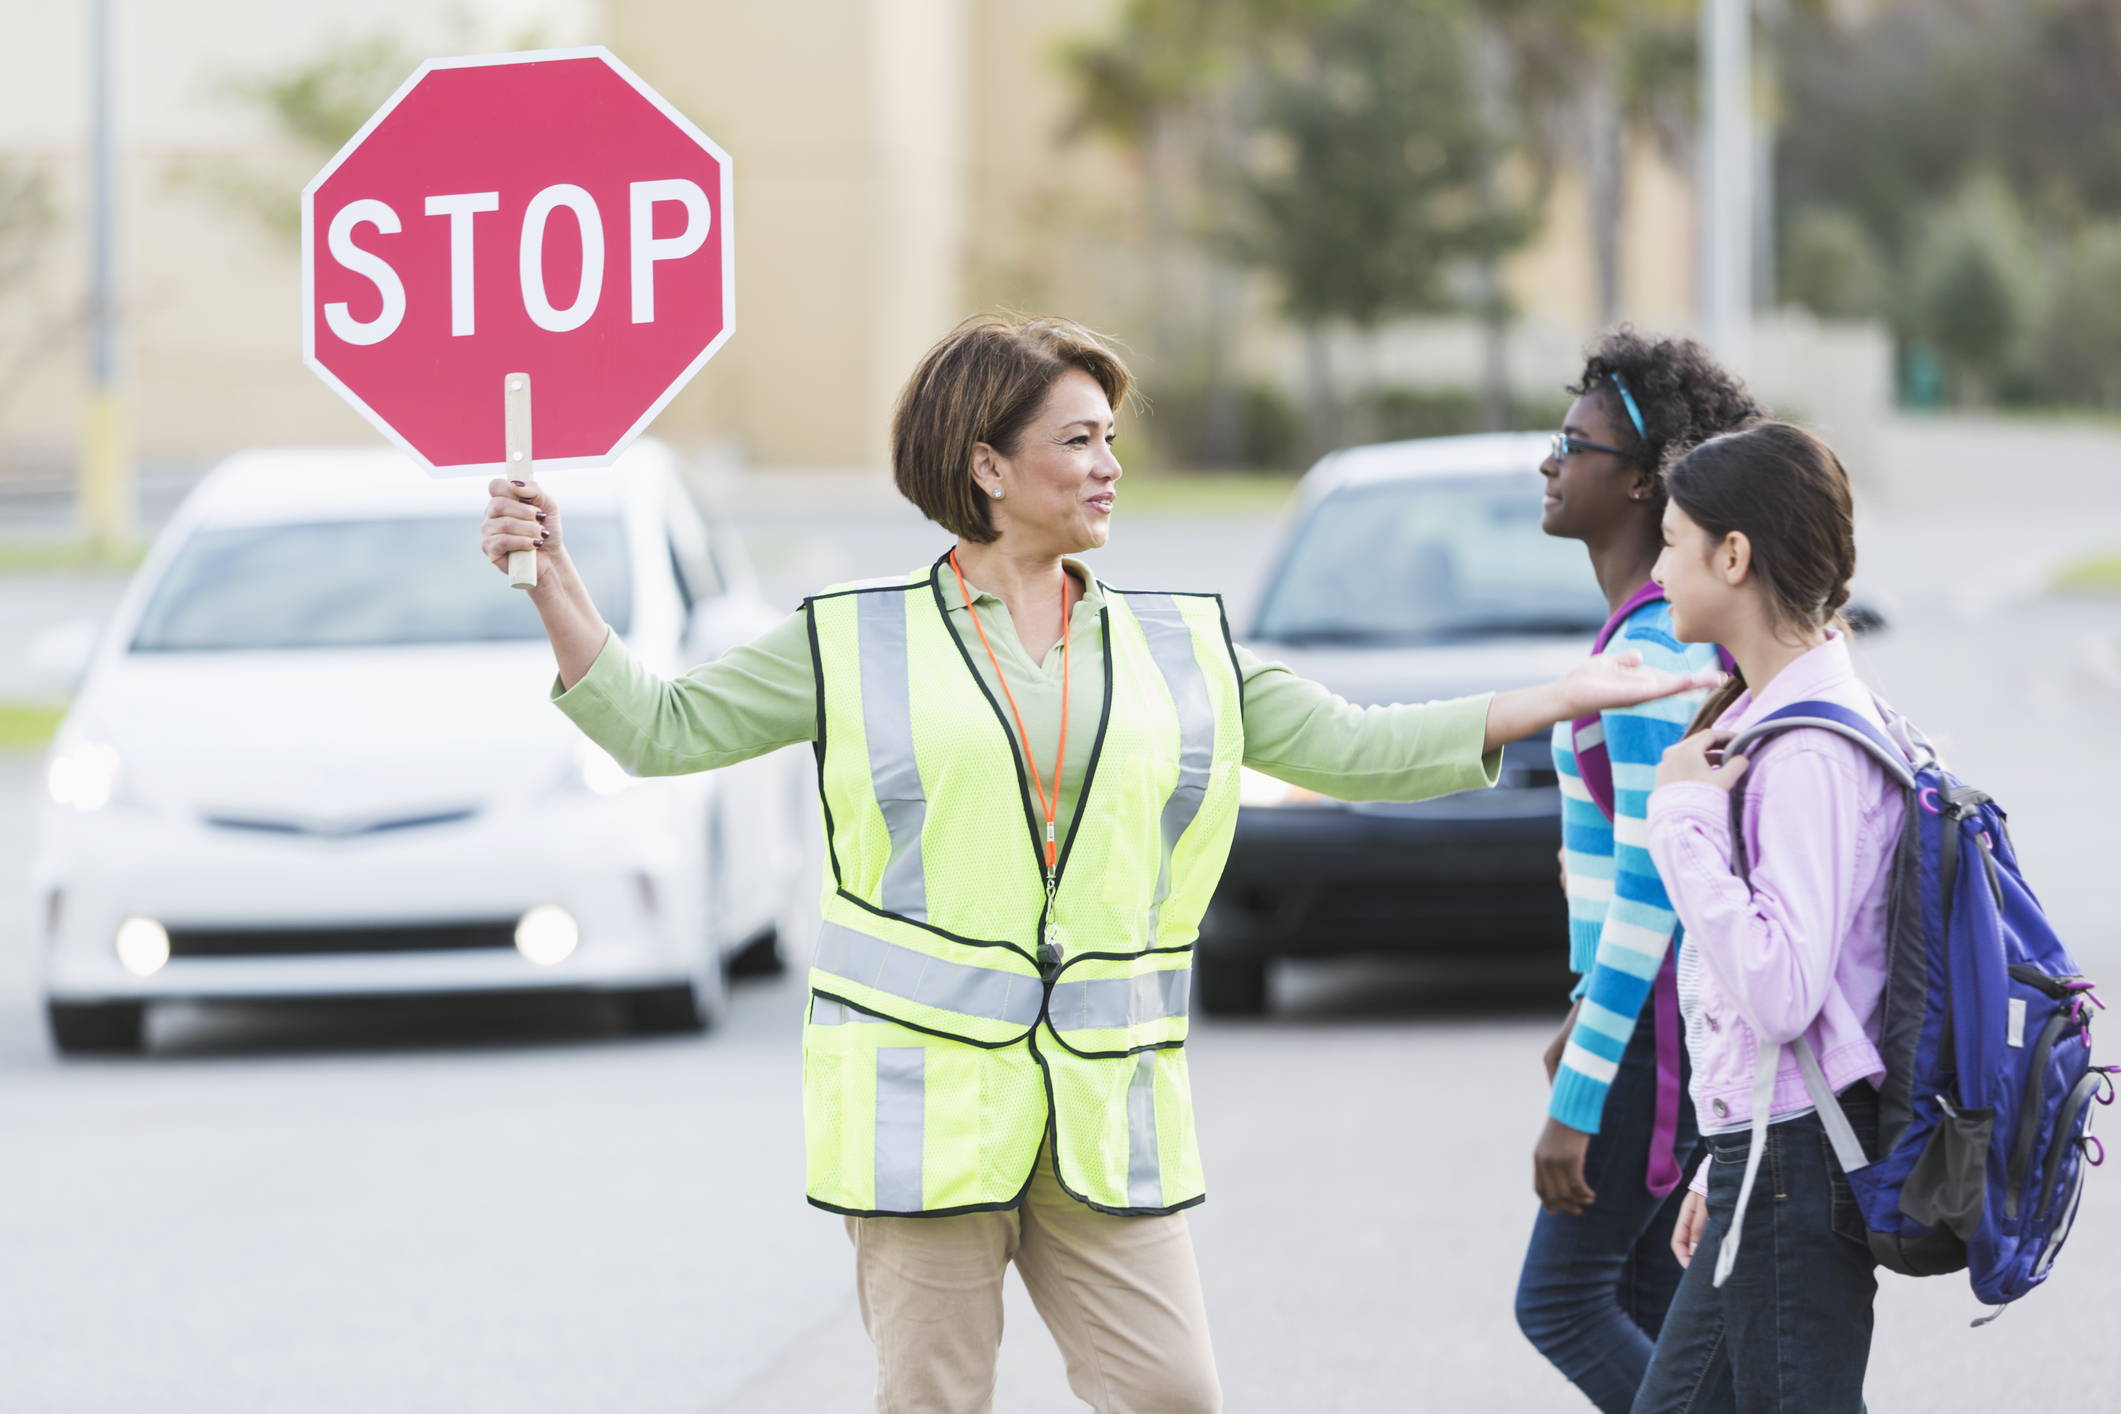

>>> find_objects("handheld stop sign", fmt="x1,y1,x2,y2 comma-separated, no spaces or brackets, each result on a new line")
301,46,734,588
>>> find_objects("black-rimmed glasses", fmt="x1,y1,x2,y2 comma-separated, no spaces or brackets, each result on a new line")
1548,431,1632,462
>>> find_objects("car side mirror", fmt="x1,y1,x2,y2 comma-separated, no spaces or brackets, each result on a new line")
683,596,756,661
1844,601,1889,636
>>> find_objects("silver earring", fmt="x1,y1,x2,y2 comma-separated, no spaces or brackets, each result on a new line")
990,488,1003,499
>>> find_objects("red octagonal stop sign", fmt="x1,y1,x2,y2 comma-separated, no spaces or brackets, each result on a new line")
302,48,732,474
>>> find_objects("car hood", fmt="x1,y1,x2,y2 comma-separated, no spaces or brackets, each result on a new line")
1243,634,1592,711
68,641,611,820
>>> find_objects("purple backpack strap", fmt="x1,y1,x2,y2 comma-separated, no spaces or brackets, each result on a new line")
1721,699,1916,883
1569,581,1668,819
1569,582,1738,813
1566,581,1732,1199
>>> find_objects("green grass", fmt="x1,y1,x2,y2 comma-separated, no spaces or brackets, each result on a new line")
0,701,67,753
1114,471,1303,517
2054,552,2121,594
0,539,146,573
1986,405,2121,432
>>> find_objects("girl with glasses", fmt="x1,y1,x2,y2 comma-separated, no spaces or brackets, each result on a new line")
1516,331,1762,1412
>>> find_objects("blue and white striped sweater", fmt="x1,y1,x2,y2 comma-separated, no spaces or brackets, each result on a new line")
1548,602,1720,1135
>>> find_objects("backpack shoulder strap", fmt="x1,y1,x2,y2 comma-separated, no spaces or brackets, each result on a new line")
1723,700,1916,881
1570,583,1669,822
1727,700,1916,789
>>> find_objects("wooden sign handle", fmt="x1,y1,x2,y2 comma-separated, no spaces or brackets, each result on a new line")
505,372,537,590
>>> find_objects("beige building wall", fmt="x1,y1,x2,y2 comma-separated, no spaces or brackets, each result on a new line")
612,0,1136,469
0,0,600,473
606,0,979,470
0,0,1732,483
1504,133,1699,342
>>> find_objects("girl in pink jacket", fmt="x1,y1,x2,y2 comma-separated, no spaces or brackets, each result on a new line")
1632,421,1903,1414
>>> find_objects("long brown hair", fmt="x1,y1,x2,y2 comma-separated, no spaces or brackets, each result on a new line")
1664,420,1857,734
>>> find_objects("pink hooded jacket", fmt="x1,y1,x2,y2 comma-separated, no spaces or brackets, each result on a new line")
1647,633,1904,1149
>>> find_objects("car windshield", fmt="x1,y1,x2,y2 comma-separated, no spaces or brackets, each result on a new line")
129,514,632,651
1254,473,1605,645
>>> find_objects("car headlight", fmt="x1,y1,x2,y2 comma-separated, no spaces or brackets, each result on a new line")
515,905,579,965
1239,768,1323,808
47,738,122,812
575,738,637,796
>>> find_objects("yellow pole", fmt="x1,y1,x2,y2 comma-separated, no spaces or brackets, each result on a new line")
80,385,133,553
80,0,134,557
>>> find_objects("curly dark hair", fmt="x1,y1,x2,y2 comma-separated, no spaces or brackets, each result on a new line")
1567,328,1764,488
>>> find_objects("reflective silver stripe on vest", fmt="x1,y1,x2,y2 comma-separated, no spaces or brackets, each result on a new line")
814,921,1043,1029
874,1047,925,1210
1130,594,1217,941
1126,1050,1163,1209
810,997,894,1026
857,589,928,921
1047,967,1191,1033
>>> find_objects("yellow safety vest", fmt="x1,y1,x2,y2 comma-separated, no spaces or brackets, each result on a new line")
800,557,1244,1216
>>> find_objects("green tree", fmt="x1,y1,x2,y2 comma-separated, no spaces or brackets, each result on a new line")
2034,221,2121,406
1224,0,1533,447
1480,0,1701,327
1903,174,2050,403
1062,0,1338,465
168,35,419,246
1780,206,1889,321
1777,0,2121,406
172,16,545,247
1065,0,1537,457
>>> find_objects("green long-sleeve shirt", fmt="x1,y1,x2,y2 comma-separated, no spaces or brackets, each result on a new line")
550,559,1501,838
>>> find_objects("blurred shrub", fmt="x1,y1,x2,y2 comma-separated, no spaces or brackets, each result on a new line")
1775,0,2121,411
1362,387,1571,445
1900,175,2052,403
1143,379,1571,472
1780,207,1889,322
2032,223,2121,407
1140,381,1304,473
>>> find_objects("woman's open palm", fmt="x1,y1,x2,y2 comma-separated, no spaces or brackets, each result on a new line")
1560,651,1724,719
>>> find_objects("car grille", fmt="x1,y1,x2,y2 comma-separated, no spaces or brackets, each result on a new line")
200,807,481,838
1501,764,1560,789
1498,738,1560,790
165,923,517,957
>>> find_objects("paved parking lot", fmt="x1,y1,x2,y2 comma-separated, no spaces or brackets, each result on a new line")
2,418,2116,1410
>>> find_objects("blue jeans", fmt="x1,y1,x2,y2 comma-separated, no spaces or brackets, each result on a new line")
1517,1020,1701,1413
1631,1086,1881,1414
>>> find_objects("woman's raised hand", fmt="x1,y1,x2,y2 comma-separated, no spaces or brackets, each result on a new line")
481,477,556,575
1557,650,1725,720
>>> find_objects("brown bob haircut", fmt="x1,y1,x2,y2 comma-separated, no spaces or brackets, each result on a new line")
891,313,1134,543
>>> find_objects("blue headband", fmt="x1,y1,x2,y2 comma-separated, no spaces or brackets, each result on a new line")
1608,372,1647,443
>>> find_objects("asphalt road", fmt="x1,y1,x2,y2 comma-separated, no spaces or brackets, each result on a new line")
1,419,2117,1411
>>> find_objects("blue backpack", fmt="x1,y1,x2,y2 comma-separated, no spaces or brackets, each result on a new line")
1714,699,2107,1316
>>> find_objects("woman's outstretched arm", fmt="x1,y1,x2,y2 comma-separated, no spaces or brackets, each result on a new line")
1238,644,1723,804
1482,651,1725,755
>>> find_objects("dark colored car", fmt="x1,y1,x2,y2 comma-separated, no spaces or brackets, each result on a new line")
1200,433,1625,1015
1198,431,1887,1015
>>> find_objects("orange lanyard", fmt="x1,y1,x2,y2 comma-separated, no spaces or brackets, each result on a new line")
949,549,1071,878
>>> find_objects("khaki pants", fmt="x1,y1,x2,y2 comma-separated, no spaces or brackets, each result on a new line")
844,1147,1221,1414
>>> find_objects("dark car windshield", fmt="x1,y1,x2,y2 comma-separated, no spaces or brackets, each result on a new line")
130,514,632,651
1254,473,1604,645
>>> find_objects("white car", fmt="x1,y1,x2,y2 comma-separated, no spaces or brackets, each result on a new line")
31,442,811,1054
